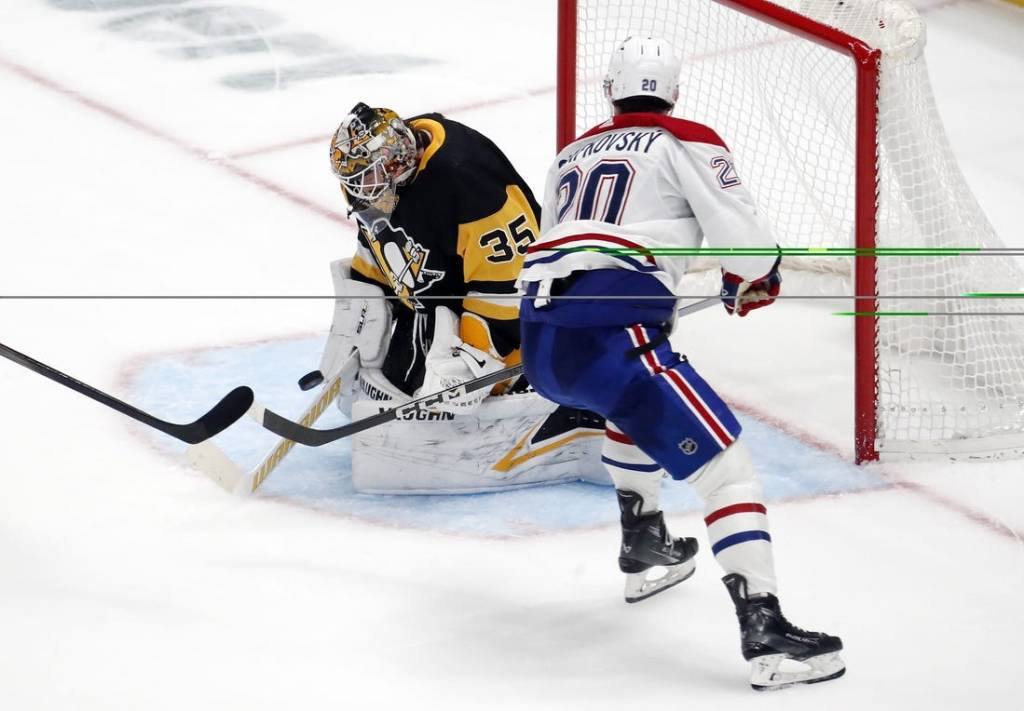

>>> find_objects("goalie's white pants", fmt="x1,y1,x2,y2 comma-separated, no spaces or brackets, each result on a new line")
604,425,777,595
347,370,610,494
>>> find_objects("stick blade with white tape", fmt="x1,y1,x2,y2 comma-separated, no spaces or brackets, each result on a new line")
187,374,345,493
187,439,247,493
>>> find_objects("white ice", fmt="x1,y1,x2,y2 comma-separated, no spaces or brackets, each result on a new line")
1,1,1022,709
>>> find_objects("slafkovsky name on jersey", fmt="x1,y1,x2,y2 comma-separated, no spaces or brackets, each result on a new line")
558,129,664,168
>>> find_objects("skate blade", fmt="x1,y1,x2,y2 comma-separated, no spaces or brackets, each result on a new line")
749,652,846,691
623,559,696,603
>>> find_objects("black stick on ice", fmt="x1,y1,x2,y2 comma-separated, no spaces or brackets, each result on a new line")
253,363,525,447
0,341,253,444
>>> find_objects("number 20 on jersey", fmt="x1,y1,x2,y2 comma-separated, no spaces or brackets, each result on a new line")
557,159,637,224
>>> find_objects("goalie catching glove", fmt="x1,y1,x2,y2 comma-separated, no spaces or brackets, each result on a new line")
720,254,782,317
417,306,506,414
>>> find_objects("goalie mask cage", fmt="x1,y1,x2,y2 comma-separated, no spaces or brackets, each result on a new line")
556,0,1024,463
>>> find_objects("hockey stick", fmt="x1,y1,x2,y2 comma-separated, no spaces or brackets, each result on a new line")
252,362,523,447
251,296,720,448
0,340,253,444
185,354,356,494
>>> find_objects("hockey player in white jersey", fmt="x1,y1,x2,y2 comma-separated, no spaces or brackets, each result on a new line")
517,37,844,690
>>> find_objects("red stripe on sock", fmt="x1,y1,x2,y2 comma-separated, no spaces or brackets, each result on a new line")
704,502,767,526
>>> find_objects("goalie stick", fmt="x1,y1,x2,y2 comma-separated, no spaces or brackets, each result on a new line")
0,340,253,444
186,354,357,494
251,297,719,448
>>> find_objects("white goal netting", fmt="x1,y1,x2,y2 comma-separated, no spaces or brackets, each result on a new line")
568,0,1024,458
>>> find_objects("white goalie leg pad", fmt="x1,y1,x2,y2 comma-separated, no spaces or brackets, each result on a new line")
688,441,778,596
350,390,608,494
602,420,663,512
336,361,407,419
352,366,408,403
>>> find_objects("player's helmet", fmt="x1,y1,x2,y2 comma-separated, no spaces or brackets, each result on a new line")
330,102,418,210
603,36,682,108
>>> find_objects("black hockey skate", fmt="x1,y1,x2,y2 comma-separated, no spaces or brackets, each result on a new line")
723,573,845,691
616,490,698,603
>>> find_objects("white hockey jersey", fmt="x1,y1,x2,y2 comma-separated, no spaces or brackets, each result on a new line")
518,113,777,291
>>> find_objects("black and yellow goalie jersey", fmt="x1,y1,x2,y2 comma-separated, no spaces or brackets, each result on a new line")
347,113,540,395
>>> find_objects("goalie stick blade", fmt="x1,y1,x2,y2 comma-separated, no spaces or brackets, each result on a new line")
0,340,253,444
187,439,247,493
191,376,346,494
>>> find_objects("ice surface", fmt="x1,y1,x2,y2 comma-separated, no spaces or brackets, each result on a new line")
1,1,1022,709
128,336,884,535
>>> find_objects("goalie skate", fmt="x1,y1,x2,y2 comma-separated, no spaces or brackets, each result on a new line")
617,490,698,603
723,573,845,691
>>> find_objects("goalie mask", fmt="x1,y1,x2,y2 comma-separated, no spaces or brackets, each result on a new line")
603,36,682,108
330,103,418,212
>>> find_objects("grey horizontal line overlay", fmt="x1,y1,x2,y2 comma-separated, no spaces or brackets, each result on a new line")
1,295,1022,301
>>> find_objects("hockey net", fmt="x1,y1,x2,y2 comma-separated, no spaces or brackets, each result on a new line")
558,0,1024,461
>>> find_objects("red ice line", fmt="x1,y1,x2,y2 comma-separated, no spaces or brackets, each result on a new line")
0,54,349,228
0,52,552,228
728,399,1024,544
226,86,557,161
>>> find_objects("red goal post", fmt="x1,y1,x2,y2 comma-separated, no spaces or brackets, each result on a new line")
555,0,1024,463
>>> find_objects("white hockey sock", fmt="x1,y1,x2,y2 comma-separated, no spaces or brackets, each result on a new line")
602,421,663,513
688,442,778,595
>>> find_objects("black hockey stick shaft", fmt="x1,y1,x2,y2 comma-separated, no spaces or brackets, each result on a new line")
253,296,720,447
256,363,524,447
0,340,254,444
